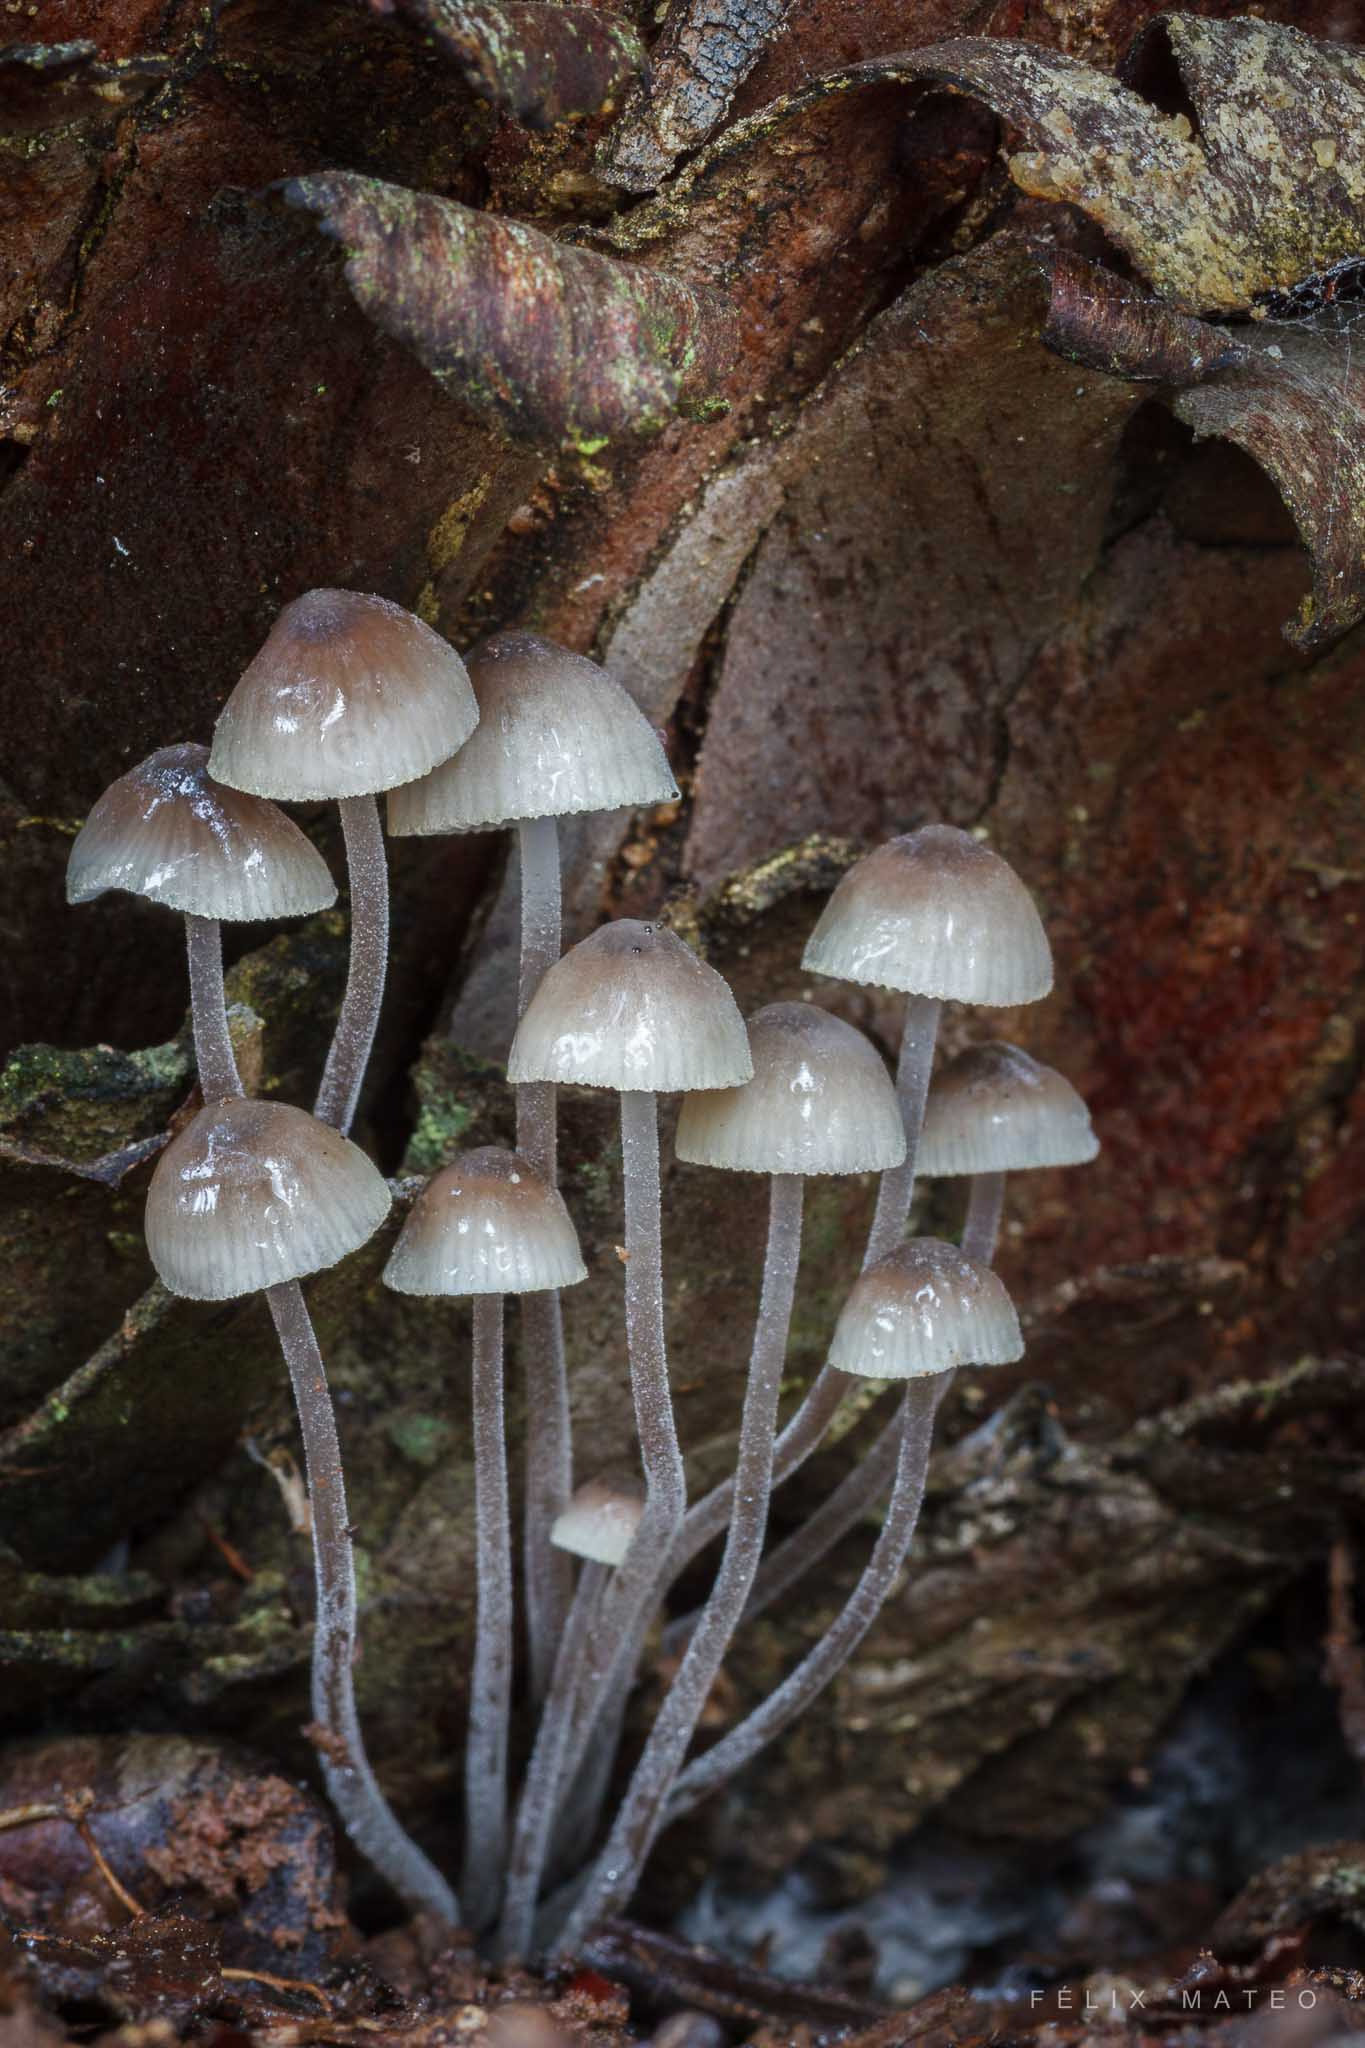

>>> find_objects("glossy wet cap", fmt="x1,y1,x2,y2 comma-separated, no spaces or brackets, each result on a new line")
803,825,1052,1005
388,632,678,835
383,1147,586,1297
67,744,337,922
209,589,478,801
551,1478,645,1567
676,1002,906,1176
146,1098,391,1301
828,1237,1022,1380
918,1041,1099,1176
508,920,752,1095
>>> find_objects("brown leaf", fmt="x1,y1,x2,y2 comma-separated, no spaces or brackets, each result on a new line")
369,1,644,129
283,172,736,445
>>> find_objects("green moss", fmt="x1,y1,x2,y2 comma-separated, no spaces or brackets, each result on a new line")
388,1412,456,1468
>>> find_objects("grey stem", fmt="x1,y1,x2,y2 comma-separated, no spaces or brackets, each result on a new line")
265,1280,458,1925
184,914,243,1104
315,793,389,1137
463,1293,513,1929
499,1560,608,1959
556,1175,805,1951
864,994,942,1266
963,1170,1007,1267
661,1375,942,1831
516,813,572,1707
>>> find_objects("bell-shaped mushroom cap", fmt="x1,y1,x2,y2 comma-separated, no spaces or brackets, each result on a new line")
67,744,337,923
388,632,678,836
676,1002,906,1177
383,1147,586,1297
551,1478,644,1567
209,589,478,801
508,920,752,1095
828,1237,1022,1380
802,825,1052,1006
146,1099,391,1301
918,1041,1099,1176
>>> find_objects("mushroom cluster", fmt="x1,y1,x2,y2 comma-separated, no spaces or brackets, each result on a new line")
67,592,1097,1957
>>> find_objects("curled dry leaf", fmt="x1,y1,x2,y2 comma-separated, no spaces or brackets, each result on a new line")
366,0,644,129
284,171,736,446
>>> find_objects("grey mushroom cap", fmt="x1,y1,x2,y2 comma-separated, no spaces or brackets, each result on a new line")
146,1098,391,1301
676,1002,906,1176
828,1237,1023,1380
209,589,478,801
508,919,752,1095
383,1147,587,1297
917,1041,1099,1176
66,743,337,923
551,1478,645,1567
802,825,1053,1005
388,631,678,835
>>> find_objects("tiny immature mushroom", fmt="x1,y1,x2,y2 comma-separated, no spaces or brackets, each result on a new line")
65,742,336,1105
144,1099,457,1925
384,1147,586,1930
391,632,677,1703
918,1039,1099,1264
210,590,478,1136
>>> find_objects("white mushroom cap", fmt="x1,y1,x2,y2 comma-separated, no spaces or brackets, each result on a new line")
66,744,337,923
383,1147,587,1297
802,825,1052,1005
507,920,752,1095
828,1237,1022,1380
551,1478,644,1567
387,632,678,836
209,589,478,801
918,1041,1099,1176
676,1002,906,1177
146,1099,391,1301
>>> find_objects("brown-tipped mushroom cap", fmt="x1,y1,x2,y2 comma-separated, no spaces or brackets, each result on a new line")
802,825,1052,1006
388,632,678,836
676,1002,906,1177
383,1147,587,1297
66,744,337,923
209,590,478,801
146,1099,391,1301
918,1041,1099,1176
507,920,752,1095
828,1238,1022,1380
551,1478,645,1567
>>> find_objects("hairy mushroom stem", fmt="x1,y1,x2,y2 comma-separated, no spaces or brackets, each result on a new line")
184,913,243,1104
265,1278,458,1926
315,794,389,1137
865,995,941,1265
557,1172,804,1947
963,1170,1007,1265
463,1292,514,1928
514,812,572,1706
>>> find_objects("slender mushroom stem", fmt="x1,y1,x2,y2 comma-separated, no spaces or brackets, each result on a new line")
184,914,243,1105
864,994,941,1266
657,1375,942,1836
463,1293,513,1929
315,794,389,1137
265,1279,458,1926
558,1174,804,1948
515,813,572,1705
499,1559,608,1958
963,1170,1006,1267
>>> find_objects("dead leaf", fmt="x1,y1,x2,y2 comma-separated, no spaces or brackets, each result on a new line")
369,1,643,129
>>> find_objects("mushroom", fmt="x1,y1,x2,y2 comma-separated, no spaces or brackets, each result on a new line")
918,1040,1099,1264
384,1147,586,1928
649,1240,1023,1849
66,743,335,1103
390,632,677,1701
209,590,477,1135
506,920,750,1893
561,1003,907,1939
145,1099,457,1925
